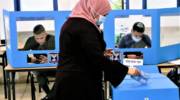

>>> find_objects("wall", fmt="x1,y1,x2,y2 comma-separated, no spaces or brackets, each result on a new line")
0,0,14,39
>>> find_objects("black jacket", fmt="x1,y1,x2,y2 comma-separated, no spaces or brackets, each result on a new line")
55,18,128,100
23,34,55,50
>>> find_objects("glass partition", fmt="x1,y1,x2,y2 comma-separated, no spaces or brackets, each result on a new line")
160,15,180,47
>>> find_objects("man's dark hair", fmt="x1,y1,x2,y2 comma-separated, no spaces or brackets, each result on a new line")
33,24,46,35
132,22,145,33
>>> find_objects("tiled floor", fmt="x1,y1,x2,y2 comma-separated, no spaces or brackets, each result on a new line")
0,66,54,100
0,82,54,100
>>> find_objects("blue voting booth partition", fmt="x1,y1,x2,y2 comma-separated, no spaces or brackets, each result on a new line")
157,8,180,63
3,10,71,68
103,8,180,100
3,8,180,67
104,8,180,65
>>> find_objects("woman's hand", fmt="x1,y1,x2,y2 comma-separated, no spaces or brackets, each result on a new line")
104,49,113,57
128,67,141,76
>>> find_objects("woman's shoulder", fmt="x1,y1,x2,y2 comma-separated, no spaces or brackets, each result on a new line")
66,18,100,34
69,18,97,28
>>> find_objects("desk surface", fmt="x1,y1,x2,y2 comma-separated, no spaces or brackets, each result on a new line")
158,63,177,67
158,59,180,67
5,64,57,71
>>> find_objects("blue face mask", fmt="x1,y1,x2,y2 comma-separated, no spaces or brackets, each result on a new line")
96,15,106,26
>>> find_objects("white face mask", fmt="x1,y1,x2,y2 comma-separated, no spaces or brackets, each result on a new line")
132,35,142,42
96,15,106,25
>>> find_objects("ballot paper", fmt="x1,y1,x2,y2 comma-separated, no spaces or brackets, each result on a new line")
130,71,149,85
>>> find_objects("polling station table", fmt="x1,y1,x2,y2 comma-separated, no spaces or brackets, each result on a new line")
158,60,179,73
5,64,57,100
112,65,179,100
158,59,180,85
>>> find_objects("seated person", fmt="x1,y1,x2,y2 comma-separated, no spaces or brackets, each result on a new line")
23,24,56,98
118,22,151,48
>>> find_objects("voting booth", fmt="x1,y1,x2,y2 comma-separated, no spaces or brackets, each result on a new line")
3,8,180,67
2,8,180,100
3,10,70,68
104,8,180,65
2,0,180,100
104,8,180,99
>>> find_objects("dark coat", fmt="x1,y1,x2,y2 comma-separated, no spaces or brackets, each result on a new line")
55,18,128,100
23,34,55,50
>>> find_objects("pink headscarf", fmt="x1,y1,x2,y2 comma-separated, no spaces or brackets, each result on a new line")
70,0,111,27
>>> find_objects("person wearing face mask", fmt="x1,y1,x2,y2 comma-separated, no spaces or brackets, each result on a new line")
118,22,151,48
54,0,141,100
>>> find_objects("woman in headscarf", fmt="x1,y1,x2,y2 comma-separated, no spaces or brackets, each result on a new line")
55,0,140,100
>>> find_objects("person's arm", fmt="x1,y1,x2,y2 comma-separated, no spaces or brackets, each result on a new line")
23,37,38,50
118,36,126,48
47,35,55,50
23,37,39,63
80,29,138,87
142,34,151,48
23,38,32,50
